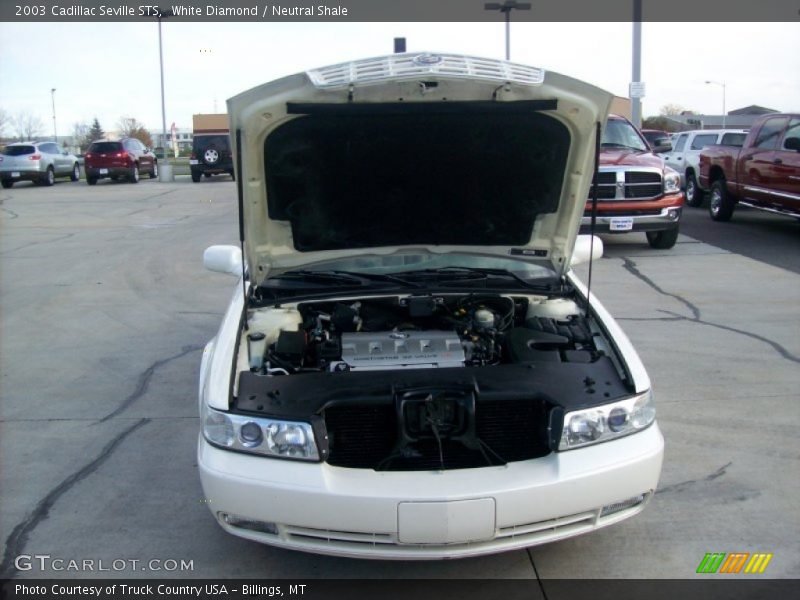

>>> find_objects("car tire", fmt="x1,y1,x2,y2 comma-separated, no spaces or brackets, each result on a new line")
191,171,202,183
87,176,98,185
646,227,679,249
129,164,140,184
1,179,13,189
709,179,734,221
150,162,158,179
43,166,55,186
684,172,704,207
70,163,80,182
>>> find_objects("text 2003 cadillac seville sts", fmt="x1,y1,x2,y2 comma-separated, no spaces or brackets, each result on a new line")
197,53,664,559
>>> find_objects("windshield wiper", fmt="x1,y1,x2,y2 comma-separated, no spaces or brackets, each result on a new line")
396,267,560,291
601,142,646,152
271,270,423,288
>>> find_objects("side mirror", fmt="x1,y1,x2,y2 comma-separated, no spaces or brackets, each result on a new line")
203,245,242,276
571,235,604,267
653,139,672,153
784,137,800,152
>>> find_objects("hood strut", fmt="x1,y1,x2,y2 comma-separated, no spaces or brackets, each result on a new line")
585,121,601,316
235,128,249,331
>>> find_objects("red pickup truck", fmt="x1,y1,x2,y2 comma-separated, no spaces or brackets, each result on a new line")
699,114,800,221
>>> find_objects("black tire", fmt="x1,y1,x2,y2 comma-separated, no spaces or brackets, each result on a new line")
646,228,679,249
43,166,55,186
70,163,80,182
129,163,140,184
191,171,202,183
1,179,13,189
709,179,735,221
684,172,704,207
87,176,98,185
149,161,158,179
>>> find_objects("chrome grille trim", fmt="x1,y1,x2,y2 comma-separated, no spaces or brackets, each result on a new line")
589,167,664,201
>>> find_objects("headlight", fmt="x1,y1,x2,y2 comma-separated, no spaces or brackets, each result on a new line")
559,390,655,451
202,403,319,461
663,168,681,194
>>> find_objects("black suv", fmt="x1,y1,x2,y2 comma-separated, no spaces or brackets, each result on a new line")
190,134,234,182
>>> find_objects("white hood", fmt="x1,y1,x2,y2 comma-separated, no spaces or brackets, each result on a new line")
227,53,613,286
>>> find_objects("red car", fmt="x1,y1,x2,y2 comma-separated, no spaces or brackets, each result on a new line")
84,138,158,185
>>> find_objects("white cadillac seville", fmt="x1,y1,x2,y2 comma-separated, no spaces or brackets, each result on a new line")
197,53,664,559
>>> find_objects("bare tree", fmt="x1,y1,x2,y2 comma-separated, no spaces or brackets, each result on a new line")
117,117,153,147
13,111,44,141
72,121,90,150
659,104,686,117
0,107,10,139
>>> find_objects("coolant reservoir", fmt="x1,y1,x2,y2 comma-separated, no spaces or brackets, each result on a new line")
526,298,580,321
247,308,303,346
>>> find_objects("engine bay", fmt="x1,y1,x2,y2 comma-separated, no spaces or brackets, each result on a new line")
244,293,609,376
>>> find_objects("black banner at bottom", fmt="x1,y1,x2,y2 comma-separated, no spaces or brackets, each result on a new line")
2,579,796,600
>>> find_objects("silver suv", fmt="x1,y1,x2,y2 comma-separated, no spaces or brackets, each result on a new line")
0,141,81,188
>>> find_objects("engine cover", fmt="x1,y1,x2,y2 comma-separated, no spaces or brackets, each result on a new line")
334,331,465,371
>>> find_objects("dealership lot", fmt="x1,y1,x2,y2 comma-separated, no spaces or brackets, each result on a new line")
1,178,798,581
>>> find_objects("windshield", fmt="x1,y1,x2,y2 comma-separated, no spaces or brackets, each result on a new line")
602,119,649,152
275,252,557,281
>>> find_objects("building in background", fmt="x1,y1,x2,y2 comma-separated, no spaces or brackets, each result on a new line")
664,105,778,131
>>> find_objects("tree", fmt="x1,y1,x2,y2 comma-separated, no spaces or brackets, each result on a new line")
659,103,686,117
86,117,105,145
642,116,679,132
13,111,44,141
117,117,153,147
72,121,90,150
0,107,9,139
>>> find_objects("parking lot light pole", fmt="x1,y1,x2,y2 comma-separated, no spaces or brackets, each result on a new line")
705,80,726,128
50,88,57,142
484,1,531,61
157,7,174,180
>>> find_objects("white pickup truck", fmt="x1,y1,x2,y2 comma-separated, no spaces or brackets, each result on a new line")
663,129,748,206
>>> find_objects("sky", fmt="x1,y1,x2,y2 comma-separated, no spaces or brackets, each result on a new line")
0,21,798,138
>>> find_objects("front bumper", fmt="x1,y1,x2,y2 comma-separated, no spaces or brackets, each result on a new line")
580,207,682,234
198,422,664,559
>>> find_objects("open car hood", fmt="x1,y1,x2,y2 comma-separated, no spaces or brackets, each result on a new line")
227,53,613,286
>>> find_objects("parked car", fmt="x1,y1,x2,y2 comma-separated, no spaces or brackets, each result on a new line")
198,53,664,559
0,141,80,188
190,133,234,182
84,138,158,185
663,129,748,207
641,129,672,153
699,114,800,221
580,115,684,249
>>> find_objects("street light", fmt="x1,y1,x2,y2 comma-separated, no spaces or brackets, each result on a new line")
50,88,57,142
156,7,174,180
705,80,726,128
484,1,531,61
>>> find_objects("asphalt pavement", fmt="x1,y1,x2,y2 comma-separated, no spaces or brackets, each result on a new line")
1,178,798,582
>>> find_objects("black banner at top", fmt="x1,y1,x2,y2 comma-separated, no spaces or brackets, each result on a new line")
2,0,799,22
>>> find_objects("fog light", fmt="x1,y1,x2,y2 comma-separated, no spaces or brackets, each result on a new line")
667,209,679,220
220,513,279,535
600,493,647,518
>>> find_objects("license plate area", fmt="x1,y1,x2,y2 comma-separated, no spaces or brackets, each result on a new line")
610,217,634,231
99,168,108,175
11,171,20,178
398,498,496,544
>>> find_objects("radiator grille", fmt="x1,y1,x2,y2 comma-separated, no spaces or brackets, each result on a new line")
324,399,550,470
